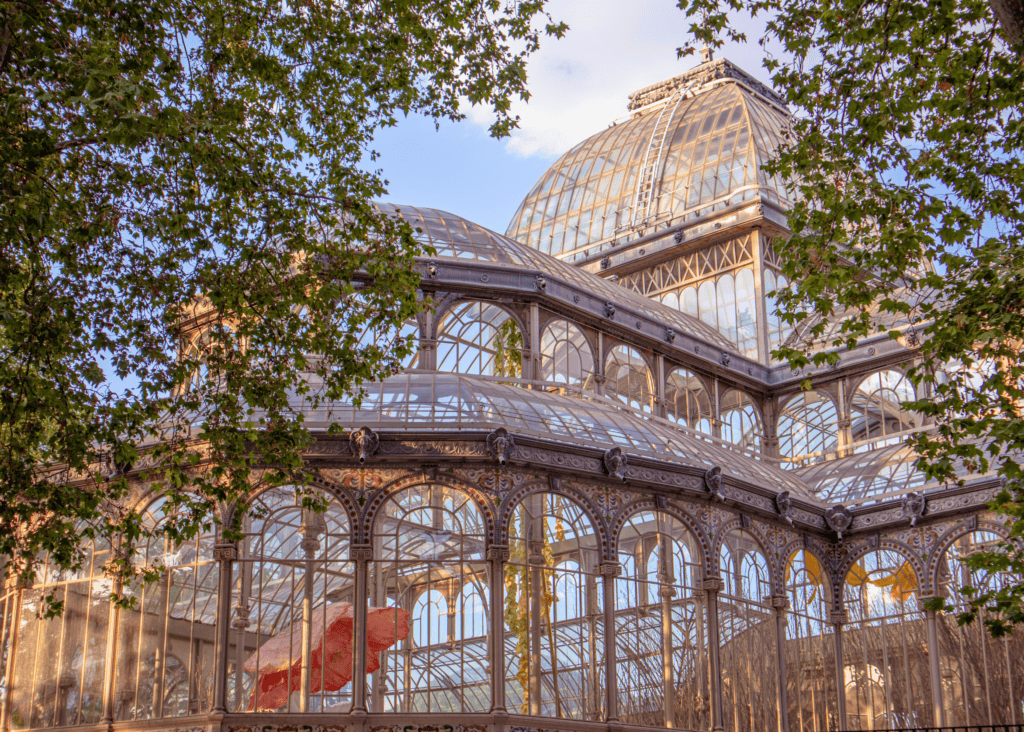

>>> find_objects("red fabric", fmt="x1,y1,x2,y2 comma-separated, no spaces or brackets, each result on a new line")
245,603,410,710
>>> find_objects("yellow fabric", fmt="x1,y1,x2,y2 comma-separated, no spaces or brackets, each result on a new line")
786,553,918,603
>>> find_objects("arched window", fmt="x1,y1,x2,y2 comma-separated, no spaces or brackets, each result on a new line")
506,493,602,719
721,389,763,451
665,368,712,433
372,484,488,714
851,370,918,445
9,534,113,729
232,486,351,714
605,344,654,412
539,320,595,388
934,531,1024,725
843,550,931,729
718,529,778,732
356,317,420,373
616,511,707,729
784,550,838,731
778,391,838,465
436,302,522,377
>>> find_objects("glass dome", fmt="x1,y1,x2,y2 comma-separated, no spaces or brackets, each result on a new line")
505,64,791,262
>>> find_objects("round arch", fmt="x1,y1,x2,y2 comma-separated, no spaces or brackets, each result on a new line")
777,389,839,464
434,300,528,377
604,343,656,413
610,499,712,571
498,479,609,557
664,367,713,433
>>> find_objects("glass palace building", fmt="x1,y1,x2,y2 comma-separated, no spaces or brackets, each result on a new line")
4,55,1021,732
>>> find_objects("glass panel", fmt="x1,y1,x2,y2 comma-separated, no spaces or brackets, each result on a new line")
721,389,763,452
719,529,779,732
616,511,709,729
436,302,522,378
231,486,351,713
111,501,217,721
539,319,595,389
851,370,919,446
785,550,839,732
604,345,655,413
935,531,1024,725
665,368,712,433
843,550,932,729
370,484,489,713
778,391,839,465
506,493,602,719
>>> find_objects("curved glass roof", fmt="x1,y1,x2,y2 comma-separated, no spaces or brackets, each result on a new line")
294,371,815,498
505,78,791,262
795,436,1002,504
373,202,737,351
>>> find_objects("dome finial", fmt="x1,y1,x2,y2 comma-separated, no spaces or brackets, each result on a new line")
699,46,714,64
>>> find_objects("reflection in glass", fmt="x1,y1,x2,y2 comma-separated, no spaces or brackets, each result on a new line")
851,370,918,446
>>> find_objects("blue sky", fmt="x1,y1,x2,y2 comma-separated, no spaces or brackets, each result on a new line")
371,0,773,235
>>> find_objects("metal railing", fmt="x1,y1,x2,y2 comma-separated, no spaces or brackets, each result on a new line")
838,726,1024,732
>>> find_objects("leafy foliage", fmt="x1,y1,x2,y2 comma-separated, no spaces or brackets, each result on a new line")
673,0,1024,631
0,0,566,597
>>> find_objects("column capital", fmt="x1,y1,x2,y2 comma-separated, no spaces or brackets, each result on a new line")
212,543,237,561
598,561,621,577
486,545,511,563
350,544,373,562
769,594,789,610
703,576,724,593
828,610,848,625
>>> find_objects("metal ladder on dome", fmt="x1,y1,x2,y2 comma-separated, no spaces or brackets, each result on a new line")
628,79,697,232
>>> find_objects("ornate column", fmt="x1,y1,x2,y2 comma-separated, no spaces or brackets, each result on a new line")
829,609,847,729
211,541,237,716
770,595,790,732
100,574,122,725
487,545,510,715
1,577,27,731
599,561,621,723
299,511,324,712
703,576,725,732
655,354,668,420
527,541,544,715
526,301,541,383
350,543,373,714
658,540,676,728
924,605,945,726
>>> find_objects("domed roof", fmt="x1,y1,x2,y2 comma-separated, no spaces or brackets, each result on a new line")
372,202,737,350
505,59,792,262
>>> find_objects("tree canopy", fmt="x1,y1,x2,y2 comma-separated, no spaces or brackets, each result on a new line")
673,0,1024,632
0,0,565,599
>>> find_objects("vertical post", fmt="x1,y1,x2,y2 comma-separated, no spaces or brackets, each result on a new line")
527,301,541,383
596,332,605,397
211,542,236,716
925,607,945,727
527,541,544,715
420,301,436,371
599,561,620,723
830,610,847,730
1,579,26,732
836,378,852,458
487,545,510,715
100,575,122,724
771,595,790,732
350,544,373,713
658,533,676,728
704,576,725,732
299,510,323,713
752,229,771,364
656,353,667,420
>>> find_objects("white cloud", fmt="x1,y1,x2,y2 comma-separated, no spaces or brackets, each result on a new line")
469,0,776,158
